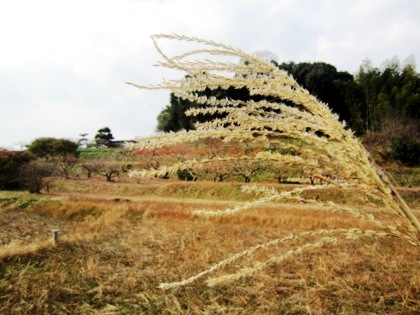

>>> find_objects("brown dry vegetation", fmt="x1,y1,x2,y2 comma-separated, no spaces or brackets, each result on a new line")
0,178,419,314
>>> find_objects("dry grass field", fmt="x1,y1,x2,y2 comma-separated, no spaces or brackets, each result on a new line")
2,34,419,314
0,177,419,314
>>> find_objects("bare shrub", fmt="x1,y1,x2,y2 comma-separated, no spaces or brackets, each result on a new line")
363,117,420,164
54,154,79,179
19,160,54,193
93,162,122,182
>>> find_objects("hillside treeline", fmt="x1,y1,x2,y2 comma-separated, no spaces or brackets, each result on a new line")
158,57,419,135
156,57,419,166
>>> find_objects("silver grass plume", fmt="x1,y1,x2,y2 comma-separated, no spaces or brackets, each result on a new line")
126,34,420,289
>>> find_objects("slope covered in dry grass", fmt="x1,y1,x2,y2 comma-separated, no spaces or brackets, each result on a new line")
0,179,419,314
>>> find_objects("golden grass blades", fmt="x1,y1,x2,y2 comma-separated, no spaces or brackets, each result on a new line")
127,34,420,288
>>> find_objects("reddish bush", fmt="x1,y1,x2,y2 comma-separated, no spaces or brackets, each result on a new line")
0,149,31,190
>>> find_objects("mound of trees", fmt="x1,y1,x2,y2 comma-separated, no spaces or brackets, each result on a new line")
26,137,79,159
26,137,80,180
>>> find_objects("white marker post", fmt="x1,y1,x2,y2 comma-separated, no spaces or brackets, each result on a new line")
52,229,59,245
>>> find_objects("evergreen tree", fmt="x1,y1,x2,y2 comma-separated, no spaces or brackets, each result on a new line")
95,127,114,147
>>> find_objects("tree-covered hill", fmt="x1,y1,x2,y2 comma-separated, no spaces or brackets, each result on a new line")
157,58,419,135
156,57,419,166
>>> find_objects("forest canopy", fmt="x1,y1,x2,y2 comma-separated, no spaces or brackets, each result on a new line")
157,57,419,135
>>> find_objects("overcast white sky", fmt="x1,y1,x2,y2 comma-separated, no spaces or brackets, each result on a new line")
1,0,419,149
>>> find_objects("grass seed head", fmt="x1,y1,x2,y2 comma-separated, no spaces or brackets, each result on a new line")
127,34,420,288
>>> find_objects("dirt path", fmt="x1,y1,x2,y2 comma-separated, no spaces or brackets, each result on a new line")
51,191,420,215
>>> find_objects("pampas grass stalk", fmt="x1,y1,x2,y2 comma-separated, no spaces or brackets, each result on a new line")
127,34,420,288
